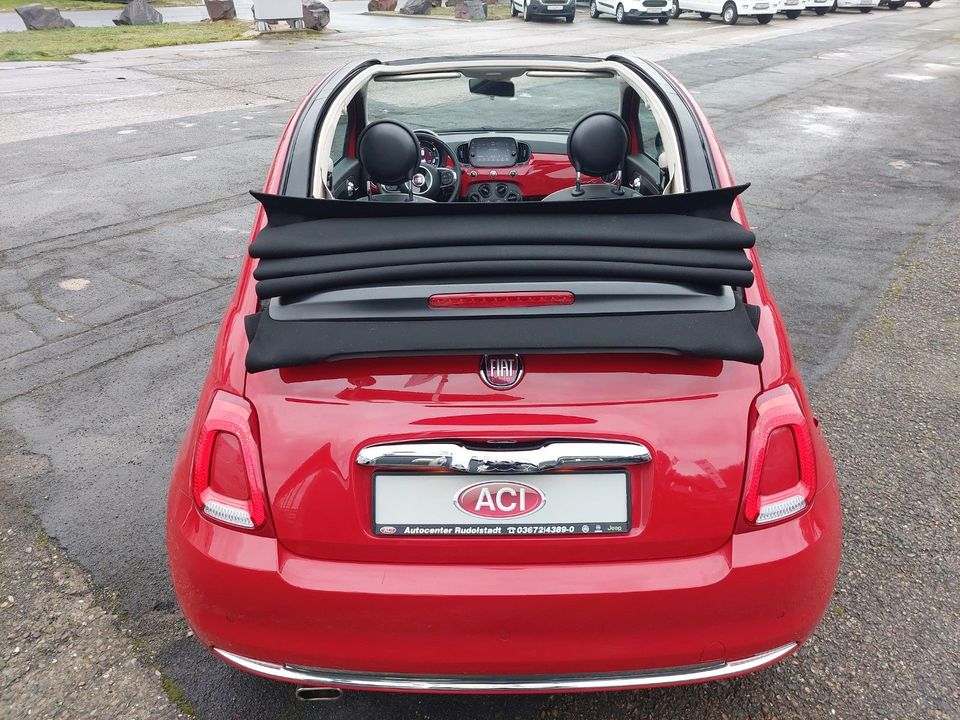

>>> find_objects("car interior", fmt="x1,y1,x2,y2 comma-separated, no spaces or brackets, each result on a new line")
312,63,685,203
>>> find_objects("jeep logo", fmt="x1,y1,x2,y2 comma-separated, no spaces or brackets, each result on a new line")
481,354,523,389
454,481,544,519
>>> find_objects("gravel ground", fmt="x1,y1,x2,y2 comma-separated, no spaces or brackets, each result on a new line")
0,435,185,720
801,218,960,719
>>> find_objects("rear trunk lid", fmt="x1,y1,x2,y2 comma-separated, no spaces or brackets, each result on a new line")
246,353,760,564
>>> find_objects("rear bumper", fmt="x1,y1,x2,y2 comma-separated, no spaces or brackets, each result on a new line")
167,478,841,690
213,642,797,692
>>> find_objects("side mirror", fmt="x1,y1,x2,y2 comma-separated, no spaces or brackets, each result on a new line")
468,78,515,98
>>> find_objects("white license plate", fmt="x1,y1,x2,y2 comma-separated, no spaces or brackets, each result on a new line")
373,472,630,537
548,4,563,9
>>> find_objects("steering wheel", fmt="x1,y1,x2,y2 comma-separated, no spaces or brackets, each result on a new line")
402,131,461,202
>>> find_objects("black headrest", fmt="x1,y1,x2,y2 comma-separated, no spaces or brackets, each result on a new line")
357,120,421,185
567,112,630,178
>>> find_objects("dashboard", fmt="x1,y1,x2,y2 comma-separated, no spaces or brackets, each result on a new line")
467,137,520,168
411,131,607,203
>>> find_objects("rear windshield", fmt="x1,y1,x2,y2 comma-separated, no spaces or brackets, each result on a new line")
364,73,623,133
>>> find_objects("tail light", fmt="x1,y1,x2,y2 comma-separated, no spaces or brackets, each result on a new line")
428,291,575,309
740,385,816,528
192,391,268,531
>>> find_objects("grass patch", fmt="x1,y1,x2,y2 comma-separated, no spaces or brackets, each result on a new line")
0,0,200,10
160,675,200,718
430,2,513,19
0,20,252,61
35,528,51,549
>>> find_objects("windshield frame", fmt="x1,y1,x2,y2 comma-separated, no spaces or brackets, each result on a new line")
363,70,626,135
311,58,686,198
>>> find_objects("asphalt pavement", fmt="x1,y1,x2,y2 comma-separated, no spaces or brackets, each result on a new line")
1,5,959,718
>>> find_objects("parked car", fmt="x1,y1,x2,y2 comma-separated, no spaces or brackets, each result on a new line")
511,0,577,20
589,0,674,22
167,54,842,698
778,0,805,17
804,0,832,14
672,0,781,24
831,0,880,11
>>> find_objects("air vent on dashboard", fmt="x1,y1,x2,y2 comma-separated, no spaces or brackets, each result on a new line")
456,143,470,164
517,142,531,163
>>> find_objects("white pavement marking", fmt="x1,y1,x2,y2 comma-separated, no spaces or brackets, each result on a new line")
58,278,91,291
884,72,937,81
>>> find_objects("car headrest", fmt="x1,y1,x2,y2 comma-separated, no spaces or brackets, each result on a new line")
357,120,421,185
567,112,630,178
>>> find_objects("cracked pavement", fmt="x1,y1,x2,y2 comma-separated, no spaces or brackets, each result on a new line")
1,4,959,718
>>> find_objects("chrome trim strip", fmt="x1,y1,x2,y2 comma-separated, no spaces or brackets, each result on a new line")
356,441,652,474
213,643,797,692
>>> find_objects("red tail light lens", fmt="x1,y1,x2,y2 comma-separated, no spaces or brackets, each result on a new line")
192,391,267,530
428,292,575,309
741,385,816,528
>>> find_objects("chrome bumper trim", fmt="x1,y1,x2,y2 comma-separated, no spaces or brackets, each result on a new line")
213,643,797,692
356,440,652,474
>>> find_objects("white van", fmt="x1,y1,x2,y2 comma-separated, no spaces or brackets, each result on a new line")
672,0,781,23
778,0,806,17
804,0,831,14
833,0,879,11
589,0,674,22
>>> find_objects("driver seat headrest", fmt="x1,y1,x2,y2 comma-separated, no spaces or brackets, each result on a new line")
357,120,421,185
567,111,630,178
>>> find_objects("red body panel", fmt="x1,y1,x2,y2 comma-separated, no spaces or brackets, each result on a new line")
166,62,842,692
246,355,757,564
458,152,606,199
168,462,839,679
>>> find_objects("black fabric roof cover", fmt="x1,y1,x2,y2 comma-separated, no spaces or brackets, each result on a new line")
245,186,764,372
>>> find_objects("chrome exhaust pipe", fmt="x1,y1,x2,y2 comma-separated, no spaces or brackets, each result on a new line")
296,686,343,701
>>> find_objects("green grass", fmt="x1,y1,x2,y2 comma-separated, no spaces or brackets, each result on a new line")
0,0,200,10
160,675,200,718
35,529,51,549
0,20,254,61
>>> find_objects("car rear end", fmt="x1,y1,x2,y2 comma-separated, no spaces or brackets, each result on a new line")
805,0,831,12
738,0,781,17
166,57,841,693
168,345,840,689
836,0,879,8
779,0,807,16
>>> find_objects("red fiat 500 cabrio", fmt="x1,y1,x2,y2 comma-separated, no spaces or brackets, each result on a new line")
166,55,841,697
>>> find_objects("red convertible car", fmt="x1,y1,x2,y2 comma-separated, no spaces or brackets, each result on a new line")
166,55,841,698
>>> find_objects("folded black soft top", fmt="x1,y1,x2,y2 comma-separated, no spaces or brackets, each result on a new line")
244,186,764,373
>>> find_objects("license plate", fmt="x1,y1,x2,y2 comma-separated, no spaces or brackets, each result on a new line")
548,5,563,9
373,472,630,537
